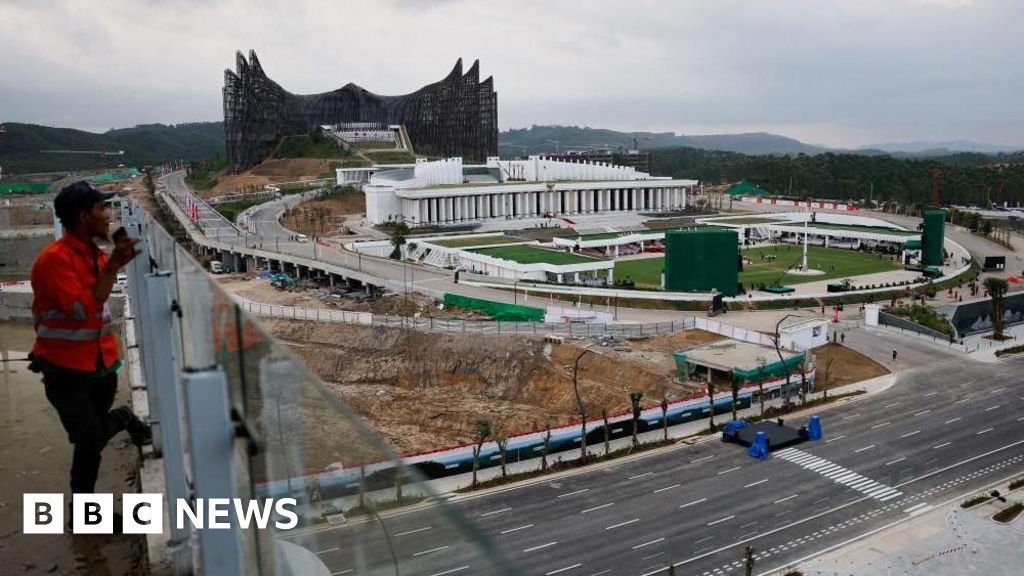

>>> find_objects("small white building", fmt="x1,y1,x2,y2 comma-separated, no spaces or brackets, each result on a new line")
348,156,699,226
778,318,829,351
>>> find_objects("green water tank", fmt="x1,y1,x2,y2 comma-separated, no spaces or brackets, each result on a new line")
664,228,740,295
922,209,945,266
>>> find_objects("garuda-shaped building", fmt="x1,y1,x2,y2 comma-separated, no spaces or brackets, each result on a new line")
223,50,498,173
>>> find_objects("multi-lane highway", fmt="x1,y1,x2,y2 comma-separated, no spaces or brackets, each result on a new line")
283,332,1023,576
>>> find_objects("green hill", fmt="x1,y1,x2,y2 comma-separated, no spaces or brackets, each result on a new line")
0,122,224,174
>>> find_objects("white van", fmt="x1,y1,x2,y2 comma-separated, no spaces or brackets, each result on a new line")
209,261,224,274
295,234,310,243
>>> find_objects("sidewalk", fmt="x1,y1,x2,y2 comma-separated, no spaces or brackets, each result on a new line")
794,479,1024,576
0,322,146,574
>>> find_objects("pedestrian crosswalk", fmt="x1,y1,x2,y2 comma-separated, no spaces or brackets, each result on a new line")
774,448,903,502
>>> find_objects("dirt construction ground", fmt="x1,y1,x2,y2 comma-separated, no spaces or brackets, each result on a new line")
260,318,885,457
206,158,333,197
280,190,365,236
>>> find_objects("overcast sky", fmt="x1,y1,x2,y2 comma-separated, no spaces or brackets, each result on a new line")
1,0,1021,148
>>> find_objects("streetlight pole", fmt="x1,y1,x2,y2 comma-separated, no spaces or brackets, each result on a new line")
573,348,595,464
774,313,804,404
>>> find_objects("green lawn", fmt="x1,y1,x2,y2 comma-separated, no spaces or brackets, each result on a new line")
777,222,919,236
431,235,525,248
614,245,902,289
472,245,601,265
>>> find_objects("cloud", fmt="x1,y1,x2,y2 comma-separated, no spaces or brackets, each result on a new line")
0,0,1020,148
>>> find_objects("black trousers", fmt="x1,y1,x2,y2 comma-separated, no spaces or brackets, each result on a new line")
42,369,126,494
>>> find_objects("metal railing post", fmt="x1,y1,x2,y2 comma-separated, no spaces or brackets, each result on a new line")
183,368,243,575
143,272,193,574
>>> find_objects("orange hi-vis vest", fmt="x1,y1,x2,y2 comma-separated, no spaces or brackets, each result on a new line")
31,233,119,373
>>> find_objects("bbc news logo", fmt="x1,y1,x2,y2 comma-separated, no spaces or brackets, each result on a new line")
24,494,298,534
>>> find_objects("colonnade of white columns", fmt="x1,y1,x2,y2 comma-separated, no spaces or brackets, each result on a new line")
410,186,689,225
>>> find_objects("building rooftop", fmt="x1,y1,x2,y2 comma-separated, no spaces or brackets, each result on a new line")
681,339,802,374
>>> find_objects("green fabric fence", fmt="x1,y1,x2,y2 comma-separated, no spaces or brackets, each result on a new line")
443,293,544,322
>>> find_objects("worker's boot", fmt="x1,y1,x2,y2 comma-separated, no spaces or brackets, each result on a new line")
111,406,152,447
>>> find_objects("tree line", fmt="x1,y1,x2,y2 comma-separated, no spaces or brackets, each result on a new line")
650,148,1024,207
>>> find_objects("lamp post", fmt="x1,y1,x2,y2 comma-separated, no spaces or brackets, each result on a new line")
573,348,595,463
773,313,805,404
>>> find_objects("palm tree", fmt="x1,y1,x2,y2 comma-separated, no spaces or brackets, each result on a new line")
496,433,509,478
471,419,491,487
730,374,741,421
755,357,767,417
602,408,611,456
706,378,717,431
629,392,644,448
984,277,1009,339
389,221,410,260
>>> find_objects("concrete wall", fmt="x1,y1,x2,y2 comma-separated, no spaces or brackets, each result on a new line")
0,234,50,280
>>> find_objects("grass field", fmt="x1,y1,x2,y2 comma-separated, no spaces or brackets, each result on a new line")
431,235,524,248
472,245,601,265
614,245,902,289
777,222,919,236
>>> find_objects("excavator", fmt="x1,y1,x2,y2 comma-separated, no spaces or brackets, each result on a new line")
270,272,297,290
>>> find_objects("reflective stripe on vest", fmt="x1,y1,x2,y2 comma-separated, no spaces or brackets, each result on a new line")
36,325,114,340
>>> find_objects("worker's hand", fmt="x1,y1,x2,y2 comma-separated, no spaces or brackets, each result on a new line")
108,237,142,269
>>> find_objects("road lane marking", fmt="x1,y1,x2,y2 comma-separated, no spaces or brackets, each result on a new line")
557,489,589,498
586,571,611,576
580,502,615,514
871,422,890,429
843,413,861,419
501,524,534,534
933,442,952,449
884,402,901,408
708,515,735,526
826,435,846,443
775,448,900,501
606,518,640,530
717,466,741,475
774,494,799,504
886,457,906,466
985,405,1001,411
427,567,469,576
545,563,583,575
653,484,681,493
694,536,714,545
977,428,994,435
904,503,930,514
991,387,1007,394
691,455,715,464
924,392,938,397
914,409,932,416
395,526,431,537
740,521,758,530
632,538,665,549
330,570,353,575
954,398,969,404
680,498,707,508
945,417,962,424
523,542,558,553
744,479,769,488
628,472,654,480
901,431,920,438
413,546,449,557
480,507,511,517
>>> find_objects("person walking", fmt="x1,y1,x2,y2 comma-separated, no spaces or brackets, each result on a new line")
892,349,898,361
29,182,151,512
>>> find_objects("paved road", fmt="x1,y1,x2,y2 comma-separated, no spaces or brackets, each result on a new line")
280,331,1023,576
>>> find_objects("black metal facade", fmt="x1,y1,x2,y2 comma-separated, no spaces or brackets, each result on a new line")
223,50,498,173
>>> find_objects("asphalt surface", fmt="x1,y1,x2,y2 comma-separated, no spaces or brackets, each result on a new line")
279,330,1024,576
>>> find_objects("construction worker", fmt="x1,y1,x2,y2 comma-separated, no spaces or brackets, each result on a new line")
29,181,151,511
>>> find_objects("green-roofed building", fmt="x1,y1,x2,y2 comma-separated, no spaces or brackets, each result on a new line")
726,181,770,197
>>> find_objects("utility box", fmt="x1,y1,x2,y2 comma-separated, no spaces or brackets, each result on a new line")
664,228,739,296
983,255,1006,272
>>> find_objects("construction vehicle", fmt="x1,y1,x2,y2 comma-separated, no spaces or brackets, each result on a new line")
270,273,297,290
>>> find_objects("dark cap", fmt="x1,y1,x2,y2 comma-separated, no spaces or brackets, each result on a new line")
54,181,116,224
